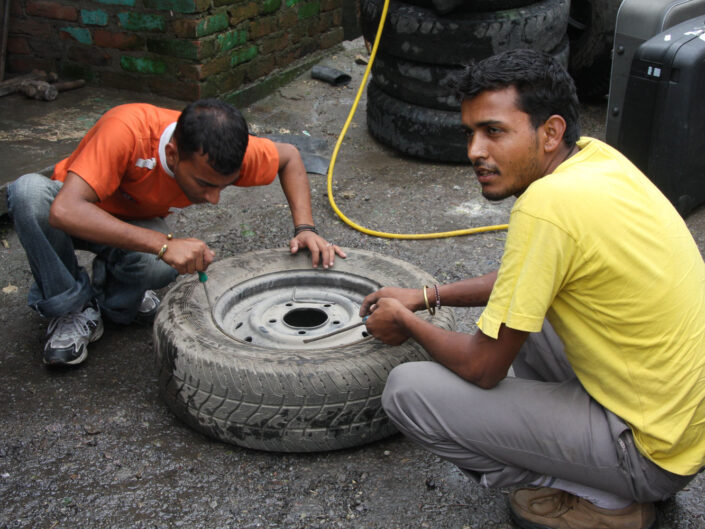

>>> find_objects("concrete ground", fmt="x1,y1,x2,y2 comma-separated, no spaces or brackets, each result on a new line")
1,39,704,529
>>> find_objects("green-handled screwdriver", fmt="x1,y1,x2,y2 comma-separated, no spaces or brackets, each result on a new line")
198,271,214,313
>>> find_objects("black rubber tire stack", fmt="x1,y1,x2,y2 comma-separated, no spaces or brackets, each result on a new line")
361,0,571,163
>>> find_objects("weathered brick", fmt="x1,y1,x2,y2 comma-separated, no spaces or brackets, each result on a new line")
249,15,276,39
9,18,52,36
217,28,247,52
278,8,297,29
230,44,257,67
26,1,77,20
319,26,343,49
94,0,136,7
260,0,280,15
147,37,217,61
178,53,230,80
7,55,55,74
60,27,93,45
117,12,165,32
228,2,257,24
29,38,63,58
320,0,340,11
245,54,275,82
148,76,201,100
258,32,288,55
298,1,320,19
68,45,112,66
144,0,209,14
120,55,168,74
93,29,144,50
7,36,31,55
172,12,228,38
81,9,109,26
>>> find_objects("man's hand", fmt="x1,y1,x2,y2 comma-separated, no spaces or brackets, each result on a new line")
360,286,424,317
290,231,346,268
364,297,413,346
161,237,215,275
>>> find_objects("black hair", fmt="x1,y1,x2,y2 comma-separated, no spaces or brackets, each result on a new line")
173,98,249,175
456,49,581,148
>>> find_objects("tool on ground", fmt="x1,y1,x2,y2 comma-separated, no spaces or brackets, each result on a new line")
302,316,368,344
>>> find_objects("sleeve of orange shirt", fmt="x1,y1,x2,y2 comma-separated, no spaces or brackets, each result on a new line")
235,136,280,187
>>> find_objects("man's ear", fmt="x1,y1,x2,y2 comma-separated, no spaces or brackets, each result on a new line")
165,139,179,170
541,115,567,154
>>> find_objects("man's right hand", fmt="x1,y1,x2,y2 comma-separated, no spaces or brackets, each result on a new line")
359,286,425,317
161,237,215,275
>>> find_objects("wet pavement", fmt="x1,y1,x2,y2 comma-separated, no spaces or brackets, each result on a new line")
2,39,705,529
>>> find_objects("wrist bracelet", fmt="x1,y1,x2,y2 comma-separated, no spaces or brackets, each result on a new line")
294,224,318,236
155,233,173,261
156,244,168,260
422,285,436,316
433,284,441,310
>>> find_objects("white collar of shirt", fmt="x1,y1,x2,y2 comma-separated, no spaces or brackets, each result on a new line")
159,122,177,178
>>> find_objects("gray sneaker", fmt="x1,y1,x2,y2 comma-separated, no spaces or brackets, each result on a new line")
134,290,160,325
43,300,103,366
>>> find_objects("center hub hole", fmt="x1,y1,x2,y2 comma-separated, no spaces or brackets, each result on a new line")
283,308,328,328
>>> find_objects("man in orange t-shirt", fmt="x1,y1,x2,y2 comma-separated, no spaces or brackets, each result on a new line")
8,98,344,367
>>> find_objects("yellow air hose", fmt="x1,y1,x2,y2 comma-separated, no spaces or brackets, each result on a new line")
326,0,509,239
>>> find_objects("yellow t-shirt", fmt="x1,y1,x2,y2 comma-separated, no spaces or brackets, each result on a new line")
478,137,705,476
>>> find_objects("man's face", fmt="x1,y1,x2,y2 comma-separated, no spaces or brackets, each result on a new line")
167,145,239,204
461,86,545,201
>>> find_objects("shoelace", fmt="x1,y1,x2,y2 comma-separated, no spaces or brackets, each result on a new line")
47,310,97,342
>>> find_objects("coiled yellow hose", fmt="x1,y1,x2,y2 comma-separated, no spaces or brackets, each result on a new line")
325,0,509,239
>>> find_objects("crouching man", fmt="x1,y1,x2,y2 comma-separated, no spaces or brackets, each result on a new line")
360,49,705,529
9,98,344,367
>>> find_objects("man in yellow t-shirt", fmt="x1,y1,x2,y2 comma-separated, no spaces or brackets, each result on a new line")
8,99,345,367
360,49,705,529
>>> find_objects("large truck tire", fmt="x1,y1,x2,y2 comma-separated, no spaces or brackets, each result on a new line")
371,37,570,111
567,0,622,99
403,0,537,14
361,0,570,64
366,81,468,163
154,248,455,453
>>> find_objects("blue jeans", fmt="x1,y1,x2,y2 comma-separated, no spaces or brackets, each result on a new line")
8,172,178,324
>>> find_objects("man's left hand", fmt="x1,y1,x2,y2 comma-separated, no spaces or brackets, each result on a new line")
290,231,347,268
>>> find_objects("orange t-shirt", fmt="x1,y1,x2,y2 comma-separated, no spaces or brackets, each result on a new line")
52,103,279,219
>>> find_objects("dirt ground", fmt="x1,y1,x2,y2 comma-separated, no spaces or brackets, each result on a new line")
1,39,704,529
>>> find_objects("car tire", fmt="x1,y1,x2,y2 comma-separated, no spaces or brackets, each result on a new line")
154,247,456,452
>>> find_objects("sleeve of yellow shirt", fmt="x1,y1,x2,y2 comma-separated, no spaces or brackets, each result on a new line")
477,209,581,339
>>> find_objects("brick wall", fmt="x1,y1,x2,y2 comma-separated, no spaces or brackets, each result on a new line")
6,0,344,102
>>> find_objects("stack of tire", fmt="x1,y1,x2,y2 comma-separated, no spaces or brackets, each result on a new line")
361,0,574,163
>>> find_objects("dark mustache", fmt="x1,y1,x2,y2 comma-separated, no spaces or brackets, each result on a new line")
473,162,499,173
